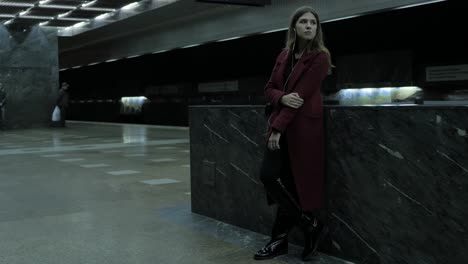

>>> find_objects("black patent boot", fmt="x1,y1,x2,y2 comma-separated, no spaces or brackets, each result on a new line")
253,233,288,260
301,217,326,261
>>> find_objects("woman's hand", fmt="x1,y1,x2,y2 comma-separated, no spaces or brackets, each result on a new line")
268,131,281,151
280,93,304,108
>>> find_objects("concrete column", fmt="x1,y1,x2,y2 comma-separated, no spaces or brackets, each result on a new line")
0,26,59,129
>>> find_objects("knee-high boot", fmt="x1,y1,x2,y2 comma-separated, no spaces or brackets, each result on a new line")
254,208,291,260
262,176,325,261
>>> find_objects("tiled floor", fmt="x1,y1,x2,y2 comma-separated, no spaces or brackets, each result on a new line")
0,121,352,264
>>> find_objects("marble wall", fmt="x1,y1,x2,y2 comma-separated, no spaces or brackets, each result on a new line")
0,26,58,129
189,105,468,264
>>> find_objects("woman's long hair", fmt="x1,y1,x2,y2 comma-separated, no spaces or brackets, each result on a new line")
285,6,332,68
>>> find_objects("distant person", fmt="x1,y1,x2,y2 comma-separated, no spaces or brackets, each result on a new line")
56,82,70,127
254,6,332,261
0,83,6,130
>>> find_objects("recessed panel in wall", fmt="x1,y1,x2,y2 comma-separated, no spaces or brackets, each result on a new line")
426,64,468,82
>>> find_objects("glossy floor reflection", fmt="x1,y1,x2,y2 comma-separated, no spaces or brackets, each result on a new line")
0,121,351,264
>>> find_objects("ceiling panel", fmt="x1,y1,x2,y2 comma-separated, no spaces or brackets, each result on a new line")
92,0,138,8
0,0,167,30
0,6,26,14
46,19,79,27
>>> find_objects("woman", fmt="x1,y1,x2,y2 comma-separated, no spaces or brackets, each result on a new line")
254,6,332,261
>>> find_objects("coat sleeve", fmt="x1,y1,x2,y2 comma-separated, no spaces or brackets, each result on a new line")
264,51,287,107
271,52,329,133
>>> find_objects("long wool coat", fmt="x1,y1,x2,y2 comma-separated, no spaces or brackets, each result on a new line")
264,49,329,211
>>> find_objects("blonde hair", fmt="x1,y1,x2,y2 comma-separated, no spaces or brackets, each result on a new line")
285,6,332,68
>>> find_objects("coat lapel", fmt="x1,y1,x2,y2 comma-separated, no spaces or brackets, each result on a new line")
286,51,320,93
275,50,289,88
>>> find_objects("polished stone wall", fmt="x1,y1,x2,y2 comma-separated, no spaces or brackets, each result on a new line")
0,26,58,129
189,105,468,264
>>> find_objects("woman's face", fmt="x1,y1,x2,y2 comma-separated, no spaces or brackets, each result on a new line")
294,12,317,41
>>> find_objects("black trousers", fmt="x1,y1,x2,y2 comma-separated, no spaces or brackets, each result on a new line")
59,106,67,127
260,136,302,238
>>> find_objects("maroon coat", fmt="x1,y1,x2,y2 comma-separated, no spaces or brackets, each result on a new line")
264,49,329,211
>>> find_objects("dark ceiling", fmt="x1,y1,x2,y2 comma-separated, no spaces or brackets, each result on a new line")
0,0,139,29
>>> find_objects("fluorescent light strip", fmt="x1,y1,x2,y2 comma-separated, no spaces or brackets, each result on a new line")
181,43,200,48
17,4,40,19
82,0,98,7
95,12,112,20
0,14,15,18
126,54,141,59
152,49,168,54
39,4,75,9
21,15,54,19
216,36,241,42
261,27,287,34
59,17,89,21
393,0,447,10
82,7,115,12
323,15,360,23
58,11,72,18
73,21,89,27
121,2,139,10
0,3,34,7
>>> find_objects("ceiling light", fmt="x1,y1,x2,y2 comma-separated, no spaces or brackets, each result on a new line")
58,11,72,18
40,5,75,10
0,2,34,7
21,15,54,19
39,0,53,4
393,0,447,10
82,7,115,12
152,49,168,54
0,14,15,18
4,19,14,25
121,2,140,10
216,36,241,42
59,17,89,21
82,0,98,7
181,43,200,48
127,54,141,59
261,28,287,34
323,15,360,23
73,21,89,27
95,13,112,20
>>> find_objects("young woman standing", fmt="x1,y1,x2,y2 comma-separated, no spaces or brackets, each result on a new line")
255,6,332,261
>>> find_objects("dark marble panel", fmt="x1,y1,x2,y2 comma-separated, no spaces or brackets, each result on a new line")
190,106,274,235
325,107,468,264
0,26,58,129
190,105,468,264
